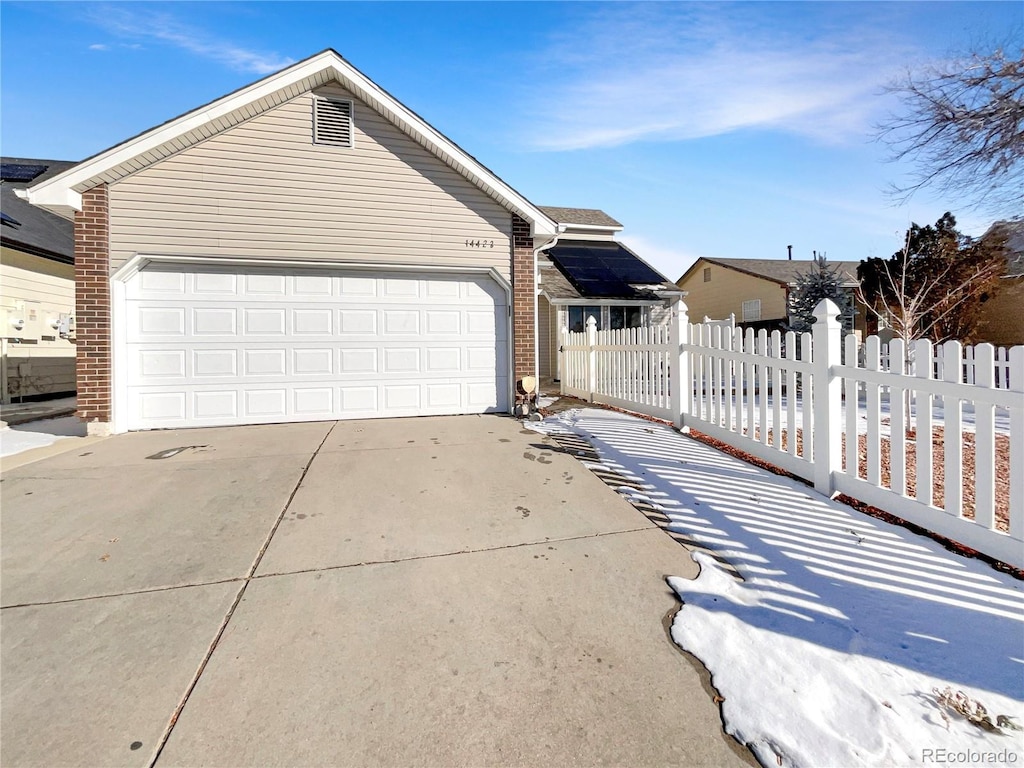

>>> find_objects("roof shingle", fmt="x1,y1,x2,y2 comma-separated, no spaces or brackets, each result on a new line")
538,206,622,229
1,157,76,263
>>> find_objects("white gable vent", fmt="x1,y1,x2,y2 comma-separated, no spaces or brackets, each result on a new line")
313,97,353,147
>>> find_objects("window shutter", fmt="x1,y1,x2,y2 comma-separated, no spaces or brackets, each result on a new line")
313,98,353,147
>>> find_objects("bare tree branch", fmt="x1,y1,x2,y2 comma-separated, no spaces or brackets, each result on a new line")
878,49,1024,214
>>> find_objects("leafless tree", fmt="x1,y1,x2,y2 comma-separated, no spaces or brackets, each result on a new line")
856,237,1003,347
878,48,1024,213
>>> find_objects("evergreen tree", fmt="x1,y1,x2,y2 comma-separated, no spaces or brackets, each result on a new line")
787,252,854,333
857,212,1005,343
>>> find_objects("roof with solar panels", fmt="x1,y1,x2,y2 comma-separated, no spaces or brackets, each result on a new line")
537,206,680,301
1,158,77,263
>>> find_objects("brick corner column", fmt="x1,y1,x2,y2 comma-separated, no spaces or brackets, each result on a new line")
511,213,536,404
74,184,112,432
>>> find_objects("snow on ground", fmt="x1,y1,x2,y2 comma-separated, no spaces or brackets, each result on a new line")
1,416,86,458
720,392,1011,437
529,408,1024,768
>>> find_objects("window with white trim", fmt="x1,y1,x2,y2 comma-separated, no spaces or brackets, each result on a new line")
741,299,761,322
566,305,644,333
313,97,354,147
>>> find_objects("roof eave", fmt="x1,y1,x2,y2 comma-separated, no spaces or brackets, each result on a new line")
24,50,557,237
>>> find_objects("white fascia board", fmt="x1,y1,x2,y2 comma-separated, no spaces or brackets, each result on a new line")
545,297,661,306
26,50,556,238
561,223,624,233
25,52,340,212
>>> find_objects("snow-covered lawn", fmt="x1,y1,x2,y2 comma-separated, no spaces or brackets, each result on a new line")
530,408,1023,768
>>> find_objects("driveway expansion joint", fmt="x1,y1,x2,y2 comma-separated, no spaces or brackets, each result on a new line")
0,577,246,611
251,525,659,580
146,421,338,768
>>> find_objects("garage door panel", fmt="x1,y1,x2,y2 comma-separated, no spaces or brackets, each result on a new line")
246,389,287,417
382,348,420,373
340,348,378,374
382,310,419,335
340,386,377,414
425,311,460,335
193,350,237,377
244,309,287,336
193,272,238,294
139,350,186,378
137,391,186,422
194,390,238,420
125,266,509,429
192,308,236,335
239,274,283,295
339,310,377,334
382,278,420,298
294,387,333,414
425,348,460,372
137,269,185,294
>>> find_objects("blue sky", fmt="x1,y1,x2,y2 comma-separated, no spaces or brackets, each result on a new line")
1,2,1019,280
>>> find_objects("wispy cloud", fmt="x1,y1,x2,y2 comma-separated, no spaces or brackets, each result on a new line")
88,43,109,51
87,6,293,74
529,5,915,151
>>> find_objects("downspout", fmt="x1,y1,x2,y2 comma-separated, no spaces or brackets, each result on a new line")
533,223,567,395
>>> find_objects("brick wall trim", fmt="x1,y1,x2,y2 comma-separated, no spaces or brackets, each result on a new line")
511,213,535,401
74,184,112,424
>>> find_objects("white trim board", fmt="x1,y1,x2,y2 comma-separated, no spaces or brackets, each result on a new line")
25,50,557,241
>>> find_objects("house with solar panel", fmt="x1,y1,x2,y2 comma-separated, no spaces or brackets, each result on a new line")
21,50,682,433
0,158,77,403
536,207,682,383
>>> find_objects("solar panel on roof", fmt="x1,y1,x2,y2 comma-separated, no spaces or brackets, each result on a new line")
0,163,48,182
1,211,22,227
546,241,666,298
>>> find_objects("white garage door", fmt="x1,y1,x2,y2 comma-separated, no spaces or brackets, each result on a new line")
124,265,509,429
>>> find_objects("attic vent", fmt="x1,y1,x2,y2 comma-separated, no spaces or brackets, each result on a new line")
313,98,353,147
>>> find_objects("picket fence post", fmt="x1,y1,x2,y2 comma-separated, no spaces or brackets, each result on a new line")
670,298,689,430
811,299,843,495
586,316,598,400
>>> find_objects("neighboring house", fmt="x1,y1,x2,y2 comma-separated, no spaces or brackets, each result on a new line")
22,49,651,433
535,206,681,381
676,257,869,338
0,158,77,403
974,219,1024,347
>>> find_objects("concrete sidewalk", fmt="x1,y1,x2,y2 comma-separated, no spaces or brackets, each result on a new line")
1,415,753,768
0,395,77,427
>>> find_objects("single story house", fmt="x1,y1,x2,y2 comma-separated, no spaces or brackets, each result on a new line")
535,206,680,381
1,158,77,403
21,49,675,433
676,257,869,337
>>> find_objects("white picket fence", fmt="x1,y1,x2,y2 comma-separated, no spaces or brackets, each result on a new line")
881,344,1013,388
560,299,1024,568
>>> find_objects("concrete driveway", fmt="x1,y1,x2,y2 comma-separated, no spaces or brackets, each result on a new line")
1,415,754,768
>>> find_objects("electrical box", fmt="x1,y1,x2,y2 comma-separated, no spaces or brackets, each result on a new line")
0,301,43,341
58,313,75,340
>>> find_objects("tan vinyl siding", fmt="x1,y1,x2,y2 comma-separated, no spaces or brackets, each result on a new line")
678,261,788,324
0,246,77,399
974,278,1024,346
108,83,512,278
